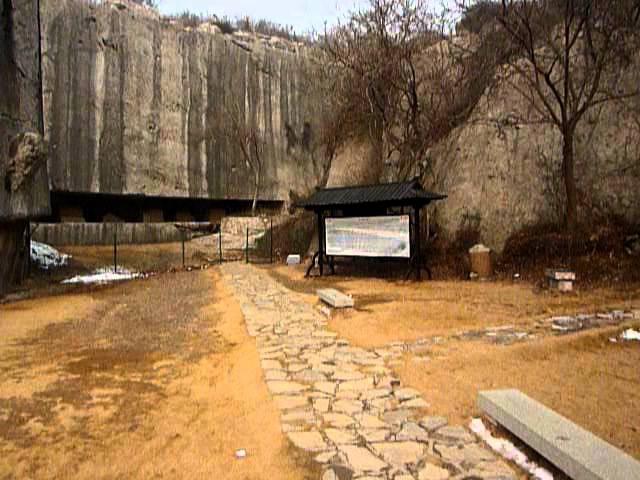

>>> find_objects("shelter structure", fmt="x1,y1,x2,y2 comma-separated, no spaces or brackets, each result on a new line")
297,179,446,280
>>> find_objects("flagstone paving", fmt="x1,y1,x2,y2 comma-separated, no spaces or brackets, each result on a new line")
222,263,517,480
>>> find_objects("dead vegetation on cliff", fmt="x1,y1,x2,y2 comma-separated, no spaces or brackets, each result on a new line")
316,0,640,247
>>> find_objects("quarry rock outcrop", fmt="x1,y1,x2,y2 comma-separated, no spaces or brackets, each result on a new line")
1,0,50,296
40,0,328,203
425,59,640,252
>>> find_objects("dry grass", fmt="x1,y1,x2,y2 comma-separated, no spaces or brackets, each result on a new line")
61,242,209,272
397,326,640,460
264,264,640,348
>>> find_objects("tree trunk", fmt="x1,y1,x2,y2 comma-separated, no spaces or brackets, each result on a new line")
562,129,578,232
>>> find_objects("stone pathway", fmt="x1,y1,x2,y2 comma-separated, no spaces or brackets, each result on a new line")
222,263,517,480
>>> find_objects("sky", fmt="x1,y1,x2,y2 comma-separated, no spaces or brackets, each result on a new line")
157,0,458,35
157,0,369,34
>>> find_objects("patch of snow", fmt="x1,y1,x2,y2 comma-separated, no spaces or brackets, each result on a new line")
31,241,70,269
470,418,554,480
620,329,640,341
62,267,143,285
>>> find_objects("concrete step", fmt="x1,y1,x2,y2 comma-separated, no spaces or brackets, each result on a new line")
478,389,640,480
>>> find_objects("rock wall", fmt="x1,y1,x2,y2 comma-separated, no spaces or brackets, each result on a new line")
41,0,328,203
426,63,640,252
1,0,50,297
33,222,208,246
0,0,50,222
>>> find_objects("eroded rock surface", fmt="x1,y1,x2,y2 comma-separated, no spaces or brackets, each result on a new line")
40,0,328,202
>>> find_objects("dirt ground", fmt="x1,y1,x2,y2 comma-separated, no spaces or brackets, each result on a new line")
7,241,225,303
0,269,317,480
266,265,640,347
264,264,640,461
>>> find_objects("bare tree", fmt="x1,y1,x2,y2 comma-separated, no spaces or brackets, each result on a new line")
484,0,640,230
322,0,445,180
226,100,265,216
321,0,497,182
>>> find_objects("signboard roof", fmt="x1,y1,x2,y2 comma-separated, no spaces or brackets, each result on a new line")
296,179,446,211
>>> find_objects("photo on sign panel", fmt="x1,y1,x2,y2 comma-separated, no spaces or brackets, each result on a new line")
324,216,411,258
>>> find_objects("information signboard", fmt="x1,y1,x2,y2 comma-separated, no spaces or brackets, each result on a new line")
325,215,410,258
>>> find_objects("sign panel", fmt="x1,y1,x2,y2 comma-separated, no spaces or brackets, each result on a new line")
325,215,410,258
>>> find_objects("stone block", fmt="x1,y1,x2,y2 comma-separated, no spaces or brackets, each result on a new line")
478,389,640,480
545,269,576,281
318,289,354,308
545,269,575,292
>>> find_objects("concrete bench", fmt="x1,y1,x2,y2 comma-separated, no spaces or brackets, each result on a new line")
478,389,640,480
317,289,354,308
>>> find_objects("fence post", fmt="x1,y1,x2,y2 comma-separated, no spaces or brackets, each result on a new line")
270,217,273,264
218,230,223,264
245,227,249,264
181,230,185,268
113,225,117,273
26,223,32,276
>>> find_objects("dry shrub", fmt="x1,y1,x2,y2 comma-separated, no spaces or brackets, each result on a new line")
502,219,630,267
254,213,315,262
500,218,640,286
427,222,482,279
426,216,640,286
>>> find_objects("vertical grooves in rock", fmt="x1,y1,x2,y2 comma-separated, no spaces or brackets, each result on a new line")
41,2,329,202
186,32,204,198
98,9,125,194
150,22,162,190
48,13,65,190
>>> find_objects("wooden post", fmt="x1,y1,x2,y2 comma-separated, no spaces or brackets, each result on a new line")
317,211,324,276
181,231,185,268
218,230,223,264
113,225,117,273
415,205,421,281
270,217,273,264
245,227,249,264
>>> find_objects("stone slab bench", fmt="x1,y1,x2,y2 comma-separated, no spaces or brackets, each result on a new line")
478,389,640,480
317,288,354,308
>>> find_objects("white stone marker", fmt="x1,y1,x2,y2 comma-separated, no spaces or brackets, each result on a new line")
545,269,575,292
286,254,301,265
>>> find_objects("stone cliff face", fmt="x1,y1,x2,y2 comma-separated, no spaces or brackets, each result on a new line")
41,0,328,203
425,60,640,252
1,0,50,296
1,0,50,221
